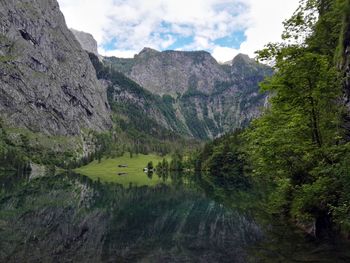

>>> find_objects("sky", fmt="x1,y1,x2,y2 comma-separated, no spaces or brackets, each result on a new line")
57,0,300,63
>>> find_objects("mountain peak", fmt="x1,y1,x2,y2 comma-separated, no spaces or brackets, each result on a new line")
70,29,99,57
232,53,252,64
138,47,160,56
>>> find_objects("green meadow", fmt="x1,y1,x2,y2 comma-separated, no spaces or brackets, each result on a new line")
75,154,169,186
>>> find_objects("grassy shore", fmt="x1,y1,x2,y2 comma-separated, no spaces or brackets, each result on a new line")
75,154,169,186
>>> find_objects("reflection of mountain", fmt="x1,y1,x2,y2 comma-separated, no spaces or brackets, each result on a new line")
0,172,262,262
1,172,349,262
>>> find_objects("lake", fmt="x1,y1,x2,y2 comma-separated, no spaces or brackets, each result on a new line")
0,170,349,262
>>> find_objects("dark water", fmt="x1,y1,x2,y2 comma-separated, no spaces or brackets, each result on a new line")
0,171,349,262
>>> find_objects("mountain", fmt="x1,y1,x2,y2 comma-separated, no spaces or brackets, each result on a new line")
0,0,111,136
72,31,271,139
105,48,230,96
0,0,272,167
71,29,100,58
103,49,273,139
89,53,194,155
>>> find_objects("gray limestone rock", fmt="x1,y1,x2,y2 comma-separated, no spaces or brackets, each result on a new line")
107,48,231,96
104,49,272,139
71,28,100,58
0,0,111,135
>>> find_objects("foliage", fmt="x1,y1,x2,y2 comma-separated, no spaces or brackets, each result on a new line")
183,130,252,192
147,161,153,170
0,118,80,171
198,130,251,190
186,0,350,238
0,122,30,172
169,151,184,171
244,0,350,236
156,158,170,172
88,53,200,158
75,153,170,186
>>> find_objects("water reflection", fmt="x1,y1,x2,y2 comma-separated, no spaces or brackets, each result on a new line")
0,170,349,262
0,171,262,262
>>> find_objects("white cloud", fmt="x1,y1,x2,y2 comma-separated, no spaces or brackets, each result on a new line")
57,0,300,62
239,0,301,57
57,0,113,43
99,48,138,58
212,46,240,63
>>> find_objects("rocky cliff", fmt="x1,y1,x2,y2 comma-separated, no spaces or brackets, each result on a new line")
0,0,270,140
89,53,188,139
0,0,111,136
106,48,230,96
71,29,100,58
104,49,272,139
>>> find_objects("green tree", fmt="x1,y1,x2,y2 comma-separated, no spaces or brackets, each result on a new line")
162,158,169,171
147,161,153,170
170,152,183,171
244,0,350,236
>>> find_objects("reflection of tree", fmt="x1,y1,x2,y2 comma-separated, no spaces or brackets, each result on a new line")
185,171,267,216
1,171,343,262
147,171,153,179
156,170,169,182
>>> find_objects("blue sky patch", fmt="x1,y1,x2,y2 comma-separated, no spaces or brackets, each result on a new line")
214,31,246,49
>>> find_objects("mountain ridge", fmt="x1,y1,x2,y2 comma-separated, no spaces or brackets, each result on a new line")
101,47,272,139
70,28,272,139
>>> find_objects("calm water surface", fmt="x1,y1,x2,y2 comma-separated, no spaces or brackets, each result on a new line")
0,170,349,262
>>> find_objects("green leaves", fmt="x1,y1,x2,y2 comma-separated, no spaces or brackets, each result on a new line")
245,0,350,234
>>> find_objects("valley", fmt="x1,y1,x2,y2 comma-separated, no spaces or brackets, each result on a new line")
100,47,272,139
1,0,350,262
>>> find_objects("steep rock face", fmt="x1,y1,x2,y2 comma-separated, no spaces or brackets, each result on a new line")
71,29,100,57
176,54,271,138
105,49,272,139
89,53,188,138
107,48,230,96
0,0,111,135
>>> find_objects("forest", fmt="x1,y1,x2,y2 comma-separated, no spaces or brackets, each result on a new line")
189,0,350,238
0,0,349,241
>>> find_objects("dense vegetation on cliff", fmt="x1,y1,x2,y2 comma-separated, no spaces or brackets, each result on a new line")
0,118,81,171
89,53,200,157
104,50,272,139
0,120,30,172
194,0,350,237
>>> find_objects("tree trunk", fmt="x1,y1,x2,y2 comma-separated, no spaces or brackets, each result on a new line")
340,1,350,140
